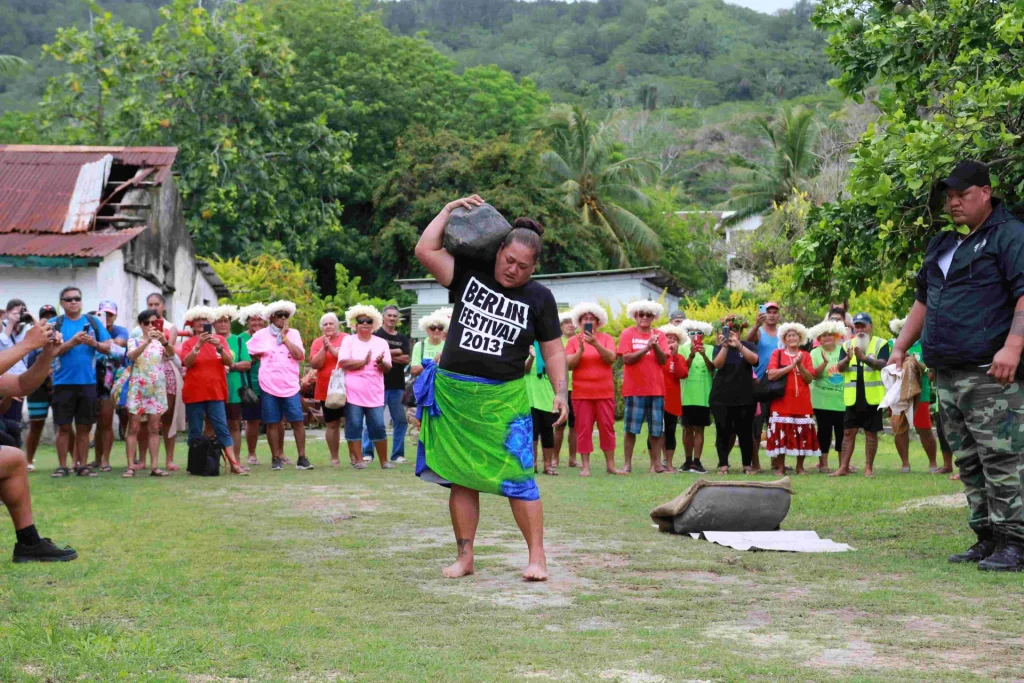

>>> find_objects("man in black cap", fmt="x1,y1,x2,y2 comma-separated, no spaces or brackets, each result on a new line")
891,159,1024,571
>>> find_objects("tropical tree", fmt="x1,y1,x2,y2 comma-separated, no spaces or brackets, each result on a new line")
540,105,660,267
720,106,819,227
0,55,28,76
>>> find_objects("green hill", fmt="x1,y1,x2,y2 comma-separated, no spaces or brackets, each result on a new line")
378,0,834,108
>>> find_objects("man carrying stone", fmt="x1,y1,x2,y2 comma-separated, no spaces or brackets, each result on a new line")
891,159,1024,571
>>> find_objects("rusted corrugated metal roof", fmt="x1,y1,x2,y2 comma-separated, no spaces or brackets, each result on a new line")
0,145,177,256
0,228,146,258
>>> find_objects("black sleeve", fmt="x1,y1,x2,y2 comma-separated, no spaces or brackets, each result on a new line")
839,348,848,362
533,286,561,343
876,343,890,362
997,223,1024,299
402,335,411,355
449,257,471,294
915,266,928,304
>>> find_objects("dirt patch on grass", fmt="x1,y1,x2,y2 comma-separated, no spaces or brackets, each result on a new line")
597,670,668,683
894,494,967,512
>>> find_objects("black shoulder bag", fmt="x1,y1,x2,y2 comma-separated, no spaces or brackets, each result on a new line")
752,349,788,402
235,336,260,407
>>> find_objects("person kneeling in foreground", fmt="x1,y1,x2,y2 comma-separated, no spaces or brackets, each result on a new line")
415,195,568,581
2,322,78,562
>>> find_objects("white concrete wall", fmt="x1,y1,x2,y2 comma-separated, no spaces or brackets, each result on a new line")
0,265,100,318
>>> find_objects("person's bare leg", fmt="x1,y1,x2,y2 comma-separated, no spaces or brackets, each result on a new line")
894,430,912,470
623,432,636,473
291,421,306,460
74,424,91,469
568,426,577,467
796,455,807,474
245,419,261,463
228,419,242,461
136,419,149,468
774,454,785,476
1,448,33,529
125,416,141,469
55,424,72,469
347,440,362,466
648,435,665,473
664,447,676,471
26,420,44,466
509,497,548,581
266,423,283,460
693,427,705,464
579,453,591,477
543,446,556,474
683,427,695,462
162,396,177,470
942,447,954,473
863,432,879,477
147,416,162,470
96,399,114,468
830,429,858,477
325,420,341,465
374,439,392,468
444,485,479,578
919,427,941,471
604,449,625,475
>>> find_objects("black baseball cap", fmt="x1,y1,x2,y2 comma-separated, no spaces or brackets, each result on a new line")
38,304,57,318
852,312,873,325
937,160,990,192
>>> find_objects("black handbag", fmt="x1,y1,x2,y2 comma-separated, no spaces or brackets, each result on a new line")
236,337,260,407
752,350,788,402
187,437,221,476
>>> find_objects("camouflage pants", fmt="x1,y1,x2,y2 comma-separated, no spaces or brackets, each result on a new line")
936,367,1024,543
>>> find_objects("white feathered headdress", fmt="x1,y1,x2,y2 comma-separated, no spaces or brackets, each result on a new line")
183,305,216,323
435,306,453,320
212,304,238,322
419,311,450,333
658,324,688,341
682,320,713,336
345,304,383,332
559,310,575,325
626,299,664,320
889,317,906,336
777,322,809,346
808,320,847,340
236,303,266,323
263,300,296,320
570,302,609,329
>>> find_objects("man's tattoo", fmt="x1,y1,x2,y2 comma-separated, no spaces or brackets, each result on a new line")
456,538,472,557
1011,311,1024,338
556,380,568,403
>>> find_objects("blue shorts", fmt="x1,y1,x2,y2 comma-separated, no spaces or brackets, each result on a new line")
241,397,262,422
261,392,303,424
344,403,385,442
623,395,665,437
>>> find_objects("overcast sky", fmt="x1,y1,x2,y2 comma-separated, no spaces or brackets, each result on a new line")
726,0,799,14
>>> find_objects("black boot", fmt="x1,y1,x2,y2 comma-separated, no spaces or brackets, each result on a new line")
13,538,78,563
948,534,997,563
978,539,1024,572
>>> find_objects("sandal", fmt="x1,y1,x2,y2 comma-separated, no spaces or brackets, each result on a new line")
51,467,70,478
380,462,396,469
543,468,559,476
100,465,112,473
165,462,180,472
353,462,367,469
75,466,98,478
150,468,170,477
123,469,136,478
717,466,730,475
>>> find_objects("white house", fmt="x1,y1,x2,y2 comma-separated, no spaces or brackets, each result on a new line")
674,210,763,291
0,145,227,324
399,267,682,339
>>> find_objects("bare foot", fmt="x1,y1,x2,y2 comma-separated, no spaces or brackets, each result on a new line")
773,469,785,476
580,468,591,477
795,468,808,475
950,472,960,481
649,466,666,474
523,562,548,582
933,467,953,474
568,460,578,468
607,468,628,475
749,468,764,475
863,468,874,478
829,468,850,477
330,459,341,467
663,466,677,473
165,462,180,472
442,558,474,579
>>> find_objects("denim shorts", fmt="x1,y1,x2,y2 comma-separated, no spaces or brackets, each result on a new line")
344,403,385,442
261,392,303,424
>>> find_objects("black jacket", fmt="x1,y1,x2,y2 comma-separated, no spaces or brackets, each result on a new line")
917,201,1024,369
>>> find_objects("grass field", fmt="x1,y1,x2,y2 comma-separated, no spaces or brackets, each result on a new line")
2,426,1023,682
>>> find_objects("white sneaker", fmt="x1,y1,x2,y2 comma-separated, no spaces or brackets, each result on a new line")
392,456,408,464
26,463,35,472
362,455,373,462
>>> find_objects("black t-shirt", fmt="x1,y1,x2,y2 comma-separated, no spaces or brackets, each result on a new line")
839,343,890,409
374,329,411,391
439,257,560,382
709,342,758,407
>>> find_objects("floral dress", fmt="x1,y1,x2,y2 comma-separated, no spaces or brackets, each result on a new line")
126,337,169,416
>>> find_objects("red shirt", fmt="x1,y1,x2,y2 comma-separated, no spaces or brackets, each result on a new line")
661,354,690,416
310,333,348,402
617,327,670,397
767,348,814,415
178,335,229,404
565,332,616,400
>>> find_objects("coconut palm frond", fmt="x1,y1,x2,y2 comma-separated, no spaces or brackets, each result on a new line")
604,203,661,261
0,55,28,76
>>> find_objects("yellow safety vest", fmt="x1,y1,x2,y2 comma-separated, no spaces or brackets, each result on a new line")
844,336,887,407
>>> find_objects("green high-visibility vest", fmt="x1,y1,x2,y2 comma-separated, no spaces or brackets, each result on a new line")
844,336,887,407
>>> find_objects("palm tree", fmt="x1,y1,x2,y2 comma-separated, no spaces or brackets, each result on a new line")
0,55,28,76
720,105,818,229
540,104,661,267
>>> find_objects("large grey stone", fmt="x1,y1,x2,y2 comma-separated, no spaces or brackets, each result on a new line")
443,203,512,262
670,486,792,534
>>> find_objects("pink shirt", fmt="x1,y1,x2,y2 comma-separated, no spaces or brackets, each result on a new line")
338,334,392,408
247,327,304,398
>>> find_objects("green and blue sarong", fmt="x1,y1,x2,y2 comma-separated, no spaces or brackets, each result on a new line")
415,361,538,501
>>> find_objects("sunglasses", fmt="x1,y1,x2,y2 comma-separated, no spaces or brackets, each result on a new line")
356,317,373,325
428,325,444,331
272,312,289,319
140,320,156,327
62,296,82,303
636,312,655,318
